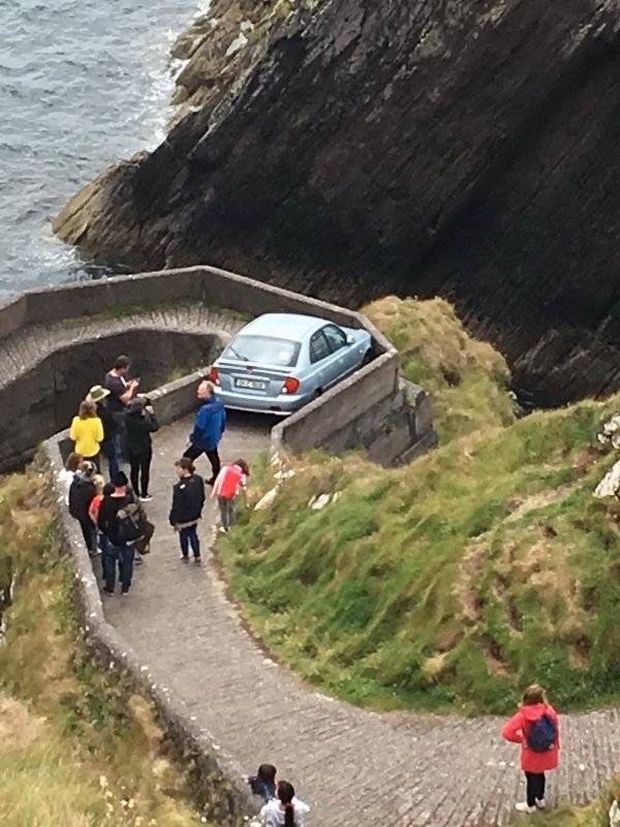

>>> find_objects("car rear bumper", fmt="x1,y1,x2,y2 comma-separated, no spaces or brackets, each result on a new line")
214,388,312,415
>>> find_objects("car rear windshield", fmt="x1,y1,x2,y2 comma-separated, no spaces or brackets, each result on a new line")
222,335,301,368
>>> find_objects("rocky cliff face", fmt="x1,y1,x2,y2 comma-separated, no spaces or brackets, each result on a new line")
54,0,620,405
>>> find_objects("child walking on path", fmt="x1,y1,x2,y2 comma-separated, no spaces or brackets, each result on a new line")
501,683,560,814
169,458,205,563
211,458,249,532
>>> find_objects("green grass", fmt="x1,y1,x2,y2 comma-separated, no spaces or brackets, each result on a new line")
365,296,515,442
220,393,620,714
0,471,209,826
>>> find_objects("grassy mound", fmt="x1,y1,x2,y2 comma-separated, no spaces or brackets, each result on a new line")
221,397,620,714
0,472,205,826
364,296,515,441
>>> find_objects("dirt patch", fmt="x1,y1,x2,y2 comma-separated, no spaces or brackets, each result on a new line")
0,696,47,751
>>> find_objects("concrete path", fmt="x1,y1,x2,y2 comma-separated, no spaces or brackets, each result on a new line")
104,417,620,826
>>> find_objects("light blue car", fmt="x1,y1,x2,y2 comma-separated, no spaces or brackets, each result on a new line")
208,313,373,415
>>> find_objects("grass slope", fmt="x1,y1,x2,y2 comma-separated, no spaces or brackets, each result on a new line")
365,296,515,441
220,297,620,715
0,471,205,827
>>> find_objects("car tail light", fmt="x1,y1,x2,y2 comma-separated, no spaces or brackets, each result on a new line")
282,376,300,395
208,366,220,385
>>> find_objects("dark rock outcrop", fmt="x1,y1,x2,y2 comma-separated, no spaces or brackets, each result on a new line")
54,0,620,405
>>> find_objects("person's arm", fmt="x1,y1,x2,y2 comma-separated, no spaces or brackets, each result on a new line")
169,486,178,526
118,379,139,405
97,500,109,533
211,469,224,498
145,409,159,433
95,417,104,444
69,417,78,441
501,711,524,743
220,406,227,436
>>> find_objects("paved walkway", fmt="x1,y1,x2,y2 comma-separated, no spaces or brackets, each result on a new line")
105,418,620,826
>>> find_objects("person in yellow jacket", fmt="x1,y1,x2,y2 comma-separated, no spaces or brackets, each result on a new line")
70,400,104,470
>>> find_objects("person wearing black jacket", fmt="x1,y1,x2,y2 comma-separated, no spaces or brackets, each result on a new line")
98,471,145,595
68,460,97,553
169,458,205,563
125,397,158,502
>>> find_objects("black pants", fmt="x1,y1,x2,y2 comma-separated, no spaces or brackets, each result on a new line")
78,517,97,553
183,444,220,483
525,772,545,807
129,448,152,498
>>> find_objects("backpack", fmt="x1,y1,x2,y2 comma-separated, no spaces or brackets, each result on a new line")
115,498,144,543
526,713,557,752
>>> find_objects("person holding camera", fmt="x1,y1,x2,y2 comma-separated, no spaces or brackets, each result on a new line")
104,354,140,465
125,396,159,502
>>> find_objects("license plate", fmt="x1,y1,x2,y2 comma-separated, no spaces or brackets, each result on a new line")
235,378,266,390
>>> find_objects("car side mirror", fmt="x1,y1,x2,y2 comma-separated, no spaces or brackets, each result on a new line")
346,333,355,345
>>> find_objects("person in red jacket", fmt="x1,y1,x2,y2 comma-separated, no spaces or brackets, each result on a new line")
502,684,560,814
211,458,249,532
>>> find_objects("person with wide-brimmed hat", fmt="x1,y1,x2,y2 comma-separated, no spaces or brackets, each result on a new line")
86,384,119,480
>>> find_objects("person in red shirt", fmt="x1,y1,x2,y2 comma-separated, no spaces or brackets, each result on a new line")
211,458,250,532
501,684,560,814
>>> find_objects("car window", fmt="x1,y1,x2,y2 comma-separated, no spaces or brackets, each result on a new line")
222,336,300,367
309,331,331,363
322,324,347,353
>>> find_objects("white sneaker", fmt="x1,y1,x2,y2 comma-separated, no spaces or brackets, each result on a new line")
515,803,536,814
535,799,546,810
140,495,153,503
218,526,227,534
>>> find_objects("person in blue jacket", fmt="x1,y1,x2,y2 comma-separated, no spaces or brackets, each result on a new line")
183,379,227,485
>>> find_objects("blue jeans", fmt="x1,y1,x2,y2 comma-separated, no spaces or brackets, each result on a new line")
179,525,200,558
103,437,120,481
102,542,134,593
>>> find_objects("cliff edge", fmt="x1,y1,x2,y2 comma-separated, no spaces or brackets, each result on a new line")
54,0,620,405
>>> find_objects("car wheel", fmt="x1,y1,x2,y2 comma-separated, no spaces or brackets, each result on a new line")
361,349,373,366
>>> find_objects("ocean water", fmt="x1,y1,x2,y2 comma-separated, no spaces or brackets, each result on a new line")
0,0,209,298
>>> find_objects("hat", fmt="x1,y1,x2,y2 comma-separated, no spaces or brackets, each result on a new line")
112,471,129,488
87,385,110,403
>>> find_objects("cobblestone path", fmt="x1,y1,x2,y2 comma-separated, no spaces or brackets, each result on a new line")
105,417,620,826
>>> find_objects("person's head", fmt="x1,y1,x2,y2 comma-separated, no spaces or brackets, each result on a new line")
65,452,83,473
86,385,110,405
111,470,129,493
78,399,96,419
79,460,96,480
113,355,131,375
93,474,105,495
277,781,296,827
522,684,546,706
103,482,114,497
197,379,215,401
257,764,277,786
128,397,144,415
175,457,195,478
234,458,250,476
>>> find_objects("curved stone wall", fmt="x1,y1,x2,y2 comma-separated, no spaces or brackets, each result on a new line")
0,265,436,471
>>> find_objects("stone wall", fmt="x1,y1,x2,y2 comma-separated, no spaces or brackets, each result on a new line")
0,266,435,470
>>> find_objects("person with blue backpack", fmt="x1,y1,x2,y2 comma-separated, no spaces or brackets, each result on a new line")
502,683,560,814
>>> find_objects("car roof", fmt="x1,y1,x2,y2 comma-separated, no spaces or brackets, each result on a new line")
239,313,332,340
